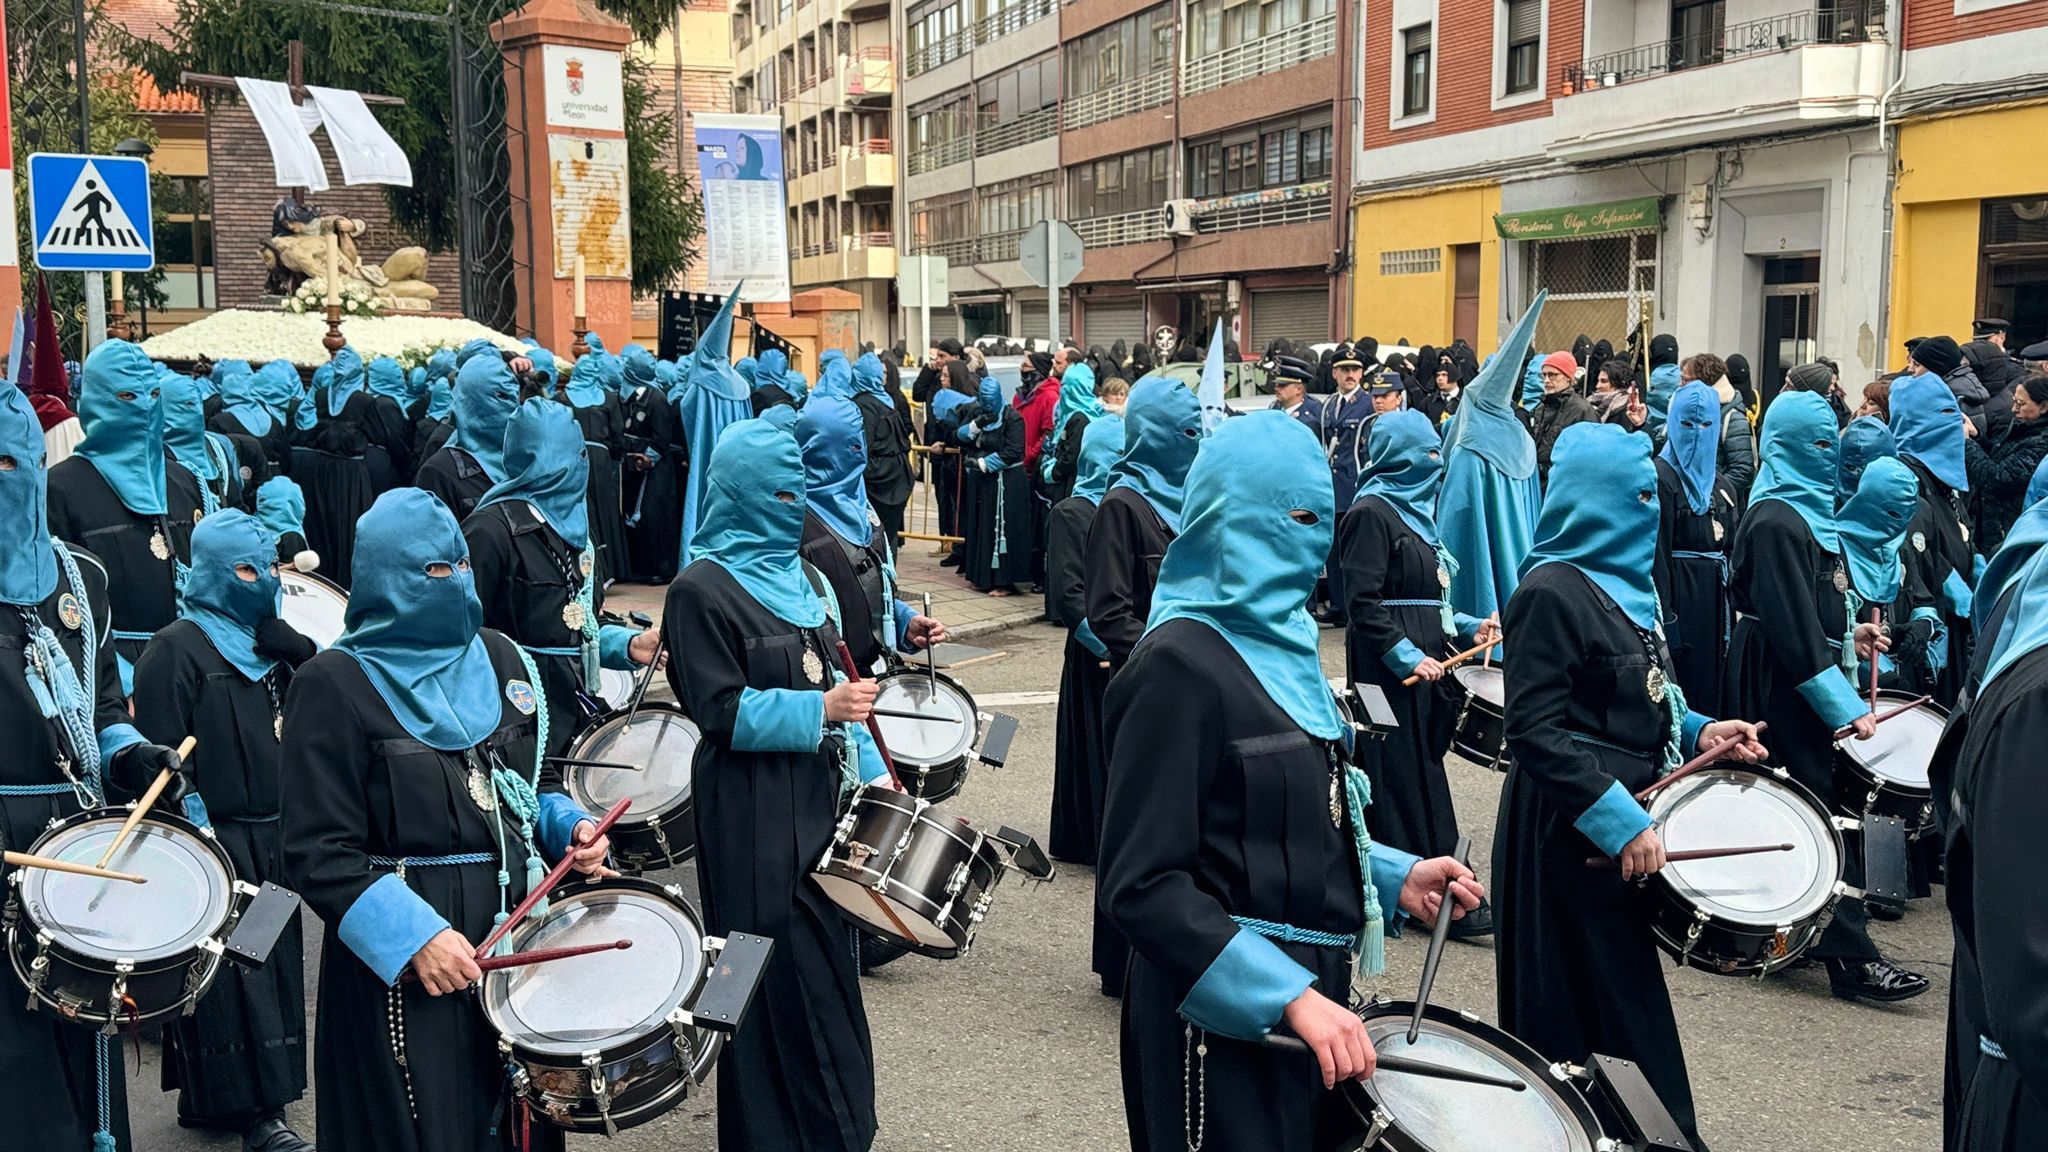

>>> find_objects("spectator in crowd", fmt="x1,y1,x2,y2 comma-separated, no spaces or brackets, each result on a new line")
1966,370,2048,554
1682,352,1757,502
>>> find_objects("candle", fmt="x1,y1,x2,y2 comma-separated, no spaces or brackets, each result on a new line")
111,270,123,301
324,233,339,307
573,254,586,318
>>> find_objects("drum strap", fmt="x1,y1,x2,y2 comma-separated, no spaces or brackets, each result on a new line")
20,541,106,808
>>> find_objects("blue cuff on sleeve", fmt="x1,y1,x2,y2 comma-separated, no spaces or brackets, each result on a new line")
733,686,826,753
1973,554,1988,585
338,873,451,986
115,652,137,697
1177,927,1316,1042
98,722,145,764
536,791,594,860
642,448,661,462
849,724,889,783
597,624,637,671
1368,842,1423,930
1681,710,1711,758
1942,569,1974,620
1574,778,1654,859
1452,612,1483,641
1075,618,1109,660
891,600,919,655
1381,638,1427,677
1796,666,1868,731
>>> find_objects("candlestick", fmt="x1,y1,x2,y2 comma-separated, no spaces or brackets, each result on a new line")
323,303,346,356
324,233,339,307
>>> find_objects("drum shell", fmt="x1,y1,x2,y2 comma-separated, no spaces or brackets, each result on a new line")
871,669,982,804
277,569,349,650
813,788,1005,959
1831,691,1943,831
564,704,700,871
1448,667,1510,772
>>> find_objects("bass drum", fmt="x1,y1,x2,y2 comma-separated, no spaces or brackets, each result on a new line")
278,569,348,649
564,704,701,871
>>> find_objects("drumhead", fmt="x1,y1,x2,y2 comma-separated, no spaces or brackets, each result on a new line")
483,882,706,1056
19,816,234,963
1651,769,1841,927
1453,665,1505,706
596,667,638,711
1839,693,1945,790
1359,1011,1599,1152
566,707,700,821
279,570,348,650
871,673,976,768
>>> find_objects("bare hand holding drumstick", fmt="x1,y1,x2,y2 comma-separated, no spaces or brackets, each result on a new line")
567,820,619,879
410,928,483,996
1282,988,1376,1088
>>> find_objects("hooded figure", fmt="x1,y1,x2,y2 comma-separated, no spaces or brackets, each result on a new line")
132,509,315,1148
559,351,630,587
366,355,412,405
956,369,1032,592
1838,416,1899,507
416,352,520,523
676,286,755,568
796,394,926,673
846,351,913,549
620,351,685,583
1889,371,1977,704
1497,422,1731,1151
1838,459,1939,695
1646,333,1681,438
1654,381,1740,715
1438,294,1547,625
48,339,208,690
303,345,410,589
163,369,242,517
661,419,885,1152
619,344,658,400
282,487,599,1152
1099,412,1451,1152
1042,360,1105,499
1046,412,1127,863
749,346,798,414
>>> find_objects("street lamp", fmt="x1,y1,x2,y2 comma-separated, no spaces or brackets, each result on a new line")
112,137,156,159
110,139,157,339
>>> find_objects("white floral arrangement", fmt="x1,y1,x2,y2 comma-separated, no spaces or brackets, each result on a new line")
283,277,383,318
141,310,525,368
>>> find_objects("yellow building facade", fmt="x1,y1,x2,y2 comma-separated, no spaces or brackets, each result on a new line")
1349,182,1502,352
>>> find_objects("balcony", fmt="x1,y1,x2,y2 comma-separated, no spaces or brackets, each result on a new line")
796,232,897,285
1061,70,1172,132
840,140,896,195
1182,13,1335,98
975,106,1057,157
922,237,979,264
907,135,973,176
843,47,894,103
905,27,974,77
905,0,1057,77
1552,6,1888,161
1189,180,1332,234
1070,209,1167,249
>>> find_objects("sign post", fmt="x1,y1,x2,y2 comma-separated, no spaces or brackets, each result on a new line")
897,254,950,356
1020,220,1083,348
28,153,156,349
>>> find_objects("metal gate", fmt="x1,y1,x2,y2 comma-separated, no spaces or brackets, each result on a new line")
1250,287,1331,349
1530,230,1659,352
910,307,961,349
1082,296,1146,348
454,0,520,332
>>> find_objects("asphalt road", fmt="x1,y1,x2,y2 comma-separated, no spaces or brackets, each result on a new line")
134,620,1948,1151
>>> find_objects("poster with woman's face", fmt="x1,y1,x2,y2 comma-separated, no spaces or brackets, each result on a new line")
694,115,791,303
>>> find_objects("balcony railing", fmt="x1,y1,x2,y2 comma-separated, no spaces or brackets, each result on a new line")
844,47,894,99
905,27,974,77
846,231,894,249
923,237,978,263
976,228,1024,263
1070,208,1166,249
1182,13,1336,96
975,106,1057,156
1562,4,1883,93
1061,69,1171,131
851,138,894,156
1190,180,1332,235
907,135,972,176
971,0,1057,45
823,143,838,167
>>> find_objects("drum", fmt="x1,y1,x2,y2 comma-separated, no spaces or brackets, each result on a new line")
278,569,348,649
595,667,639,712
1449,665,1509,771
1328,1000,1609,1152
813,786,1049,959
483,877,724,1134
1641,765,1846,975
1834,691,1943,830
871,669,981,802
5,808,246,1027
563,704,701,871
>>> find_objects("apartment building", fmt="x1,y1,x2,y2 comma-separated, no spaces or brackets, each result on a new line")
731,0,899,337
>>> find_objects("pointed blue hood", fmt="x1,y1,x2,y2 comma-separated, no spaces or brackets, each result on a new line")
1445,292,1543,480
694,418,826,627
1356,409,1445,546
74,340,168,516
677,287,756,569
1070,412,1125,505
796,394,873,546
477,398,591,548
0,377,56,606
1523,422,1660,629
325,346,366,416
686,286,749,402
1837,416,1898,507
1838,456,1918,605
161,370,218,482
449,353,520,483
1659,381,1719,515
1110,375,1203,532
182,509,283,680
1751,391,1843,553
1890,370,1969,492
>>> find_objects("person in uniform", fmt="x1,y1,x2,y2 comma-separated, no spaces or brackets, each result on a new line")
414,353,518,523
282,488,611,1152
1046,412,1126,865
956,373,1031,596
1437,301,1546,627
1338,409,1500,936
1890,367,1976,705
462,399,662,756
131,511,316,1152
1099,411,1482,1152
1838,456,1941,696
209,364,286,492
1497,422,1768,1149
1654,380,1741,716
662,419,888,1152
0,375,190,1152
618,345,682,584
560,350,630,587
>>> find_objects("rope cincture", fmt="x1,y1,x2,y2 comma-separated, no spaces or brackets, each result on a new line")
490,646,551,942
573,548,601,693
20,541,106,809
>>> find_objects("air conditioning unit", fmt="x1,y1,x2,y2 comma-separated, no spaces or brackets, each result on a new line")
1163,199,1199,237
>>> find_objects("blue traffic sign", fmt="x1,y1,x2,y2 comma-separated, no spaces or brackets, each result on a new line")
28,153,155,272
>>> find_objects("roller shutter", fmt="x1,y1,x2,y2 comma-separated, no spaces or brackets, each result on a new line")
1081,296,1146,348
1251,287,1331,348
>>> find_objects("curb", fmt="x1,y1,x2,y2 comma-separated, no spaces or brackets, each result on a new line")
949,607,1052,642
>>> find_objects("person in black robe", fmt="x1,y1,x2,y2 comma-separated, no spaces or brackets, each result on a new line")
619,352,682,583
213,362,298,482
561,352,630,588
462,398,661,755
849,352,914,554
302,348,409,589
1655,381,1741,716
1084,375,1203,996
1339,410,1500,937
281,488,611,1152
957,373,1031,594
1498,423,1768,1150
1890,368,1976,706
927,362,979,567
1046,413,1124,864
131,511,315,1152
0,374,195,1152
415,353,519,524
46,340,206,692
1725,392,1928,1003
1041,360,1105,507
1099,411,1480,1152
411,348,459,464
662,419,887,1152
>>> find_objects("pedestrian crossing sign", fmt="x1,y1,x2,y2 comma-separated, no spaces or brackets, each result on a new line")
28,153,155,272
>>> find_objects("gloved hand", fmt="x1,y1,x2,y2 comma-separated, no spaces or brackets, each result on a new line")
978,456,1001,473
255,616,319,668
116,742,196,809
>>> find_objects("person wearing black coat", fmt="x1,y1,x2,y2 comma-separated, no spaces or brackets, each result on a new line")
1966,372,2048,555
1525,350,1595,482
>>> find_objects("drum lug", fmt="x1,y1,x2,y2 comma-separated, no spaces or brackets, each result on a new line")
703,935,727,952
1555,1060,1587,1082
944,861,970,898
832,808,859,845
651,819,672,861
666,883,688,902
1362,1108,1392,1147
582,1050,616,1137
1835,881,1865,901
24,939,50,1012
664,1007,700,1078
1831,815,1861,833
104,959,133,1035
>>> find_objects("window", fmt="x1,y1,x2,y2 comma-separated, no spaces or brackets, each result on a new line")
907,0,972,72
154,176,215,311
1185,112,1332,197
1063,6,1174,97
978,174,1055,236
1380,247,1442,276
1186,0,1327,54
911,191,974,249
822,197,839,249
978,55,1058,126
1503,0,1540,95
799,35,817,89
1067,145,1171,220
911,94,974,150
1402,25,1431,116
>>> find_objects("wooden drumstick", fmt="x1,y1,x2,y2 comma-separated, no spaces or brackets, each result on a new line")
834,641,906,791
1407,835,1469,1045
97,735,196,868
1868,607,1883,712
1832,694,1932,742
1262,1033,1527,1091
1401,635,1504,687
406,939,631,982
1586,842,1795,869
472,795,633,960
3,851,148,884
1634,721,1767,803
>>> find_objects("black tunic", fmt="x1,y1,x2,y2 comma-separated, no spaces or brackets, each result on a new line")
569,396,629,589
1047,495,1106,864
799,511,894,673
1900,457,1973,707
1339,496,1460,859
958,407,1031,590
853,391,913,545
1497,563,1702,1147
925,406,968,564
1654,457,1739,717
281,631,561,1152
210,409,292,481
413,446,495,525
1045,410,1091,505
301,389,408,589
46,454,204,676
1099,620,1363,1152
662,562,876,1152
0,545,135,1152
619,387,682,584
131,620,307,1124
462,502,614,756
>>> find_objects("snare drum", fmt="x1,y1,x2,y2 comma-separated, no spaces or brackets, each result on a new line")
279,569,348,649
483,877,722,1134
5,808,246,1027
870,669,982,802
812,786,1013,958
563,704,701,870
1449,665,1510,771
1641,766,1845,975
595,668,639,712
1834,690,1943,830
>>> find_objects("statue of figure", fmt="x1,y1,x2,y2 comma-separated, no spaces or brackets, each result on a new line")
262,187,389,295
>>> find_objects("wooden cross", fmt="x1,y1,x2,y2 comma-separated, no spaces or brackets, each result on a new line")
178,40,408,107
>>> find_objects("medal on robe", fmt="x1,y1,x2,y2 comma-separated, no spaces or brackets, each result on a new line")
1646,663,1668,701
274,713,283,740
1912,531,1927,554
1960,521,1971,542
1437,566,1451,590
467,766,498,812
562,600,587,630
1329,772,1343,828
57,593,84,631
802,648,826,685
1832,567,1849,593
1711,520,1725,542
150,529,171,560
579,551,594,578
192,508,203,524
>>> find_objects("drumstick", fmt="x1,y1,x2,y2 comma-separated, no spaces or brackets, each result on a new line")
1634,721,1768,803
405,939,632,982
834,641,906,791
1407,834,1469,1045
870,707,965,724
1261,1034,1526,1091
544,755,645,772
622,632,666,730
3,850,148,884
472,796,632,960
1401,636,1503,687
923,592,939,691
1833,694,1931,742
96,735,197,868
1585,842,1795,868
1868,607,1883,712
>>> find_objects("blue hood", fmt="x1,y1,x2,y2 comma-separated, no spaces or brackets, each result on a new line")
565,353,608,407
2030,453,2048,510
1982,518,2048,689
1071,413,1125,505
1837,416,1898,507
1659,381,1719,516
366,356,411,404
814,355,855,401
1751,391,1842,553
220,365,274,437
449,354,520,483
427,347,458,381
694,418,826,627
182,509,283,680
255,476,306,539
656,360,682,402
685,286,750,402
1838,456,1918,605
0,377,56,605
620,345,658,397
1357,409,1445,546
734,357,758,387
852,353,889,400
335,489,500,751
1445,292,1543,480
1110,375,1203,532
1043,362,1104,480
325,347,366,416
74,340,168,516
526,348,559,392
756,348,788,386
1523,422,1661,629
796,394,873,546
1889,370,1969,492
976,374,1003,420
161,370,217,482
456,338,498,367
1646,363,1680,438
478,398,592,549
